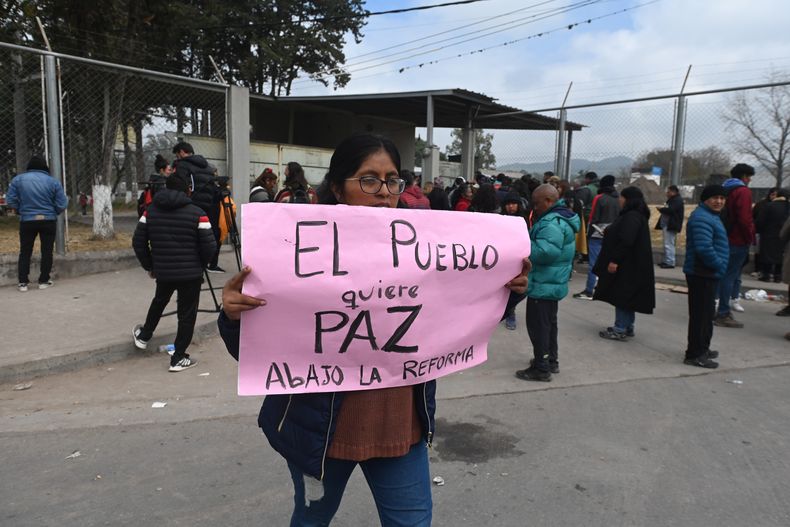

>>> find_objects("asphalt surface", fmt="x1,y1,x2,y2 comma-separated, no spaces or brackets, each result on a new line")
2,275,789,526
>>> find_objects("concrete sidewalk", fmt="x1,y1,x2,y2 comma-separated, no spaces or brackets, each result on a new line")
1,252,236,383
2,255,786,384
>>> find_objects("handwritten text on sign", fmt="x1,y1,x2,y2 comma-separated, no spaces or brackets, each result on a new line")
238,204,530,395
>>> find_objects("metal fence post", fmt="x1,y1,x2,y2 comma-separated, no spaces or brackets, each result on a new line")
44,54,66,254
670,95,687,186
556,108,567,180
228,85,250,214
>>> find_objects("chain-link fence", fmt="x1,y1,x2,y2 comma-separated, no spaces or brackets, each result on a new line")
491,80,790,201
1,42,228,248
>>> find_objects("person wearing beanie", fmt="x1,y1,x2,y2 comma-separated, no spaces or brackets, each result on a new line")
682,185,729,368
132,169,217,372
574,174,620,300
6,154,68,292
715,163,755,328
593,186,655,341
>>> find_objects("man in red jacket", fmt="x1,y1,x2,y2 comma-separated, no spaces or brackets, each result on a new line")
715,163,755,328
399,170,430,209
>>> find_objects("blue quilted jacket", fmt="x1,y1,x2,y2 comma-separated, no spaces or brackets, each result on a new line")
683,203,729,279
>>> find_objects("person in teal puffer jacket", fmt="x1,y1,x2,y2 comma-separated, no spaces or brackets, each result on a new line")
516,184,580,382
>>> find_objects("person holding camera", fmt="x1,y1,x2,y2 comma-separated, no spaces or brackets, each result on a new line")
172,142,225,273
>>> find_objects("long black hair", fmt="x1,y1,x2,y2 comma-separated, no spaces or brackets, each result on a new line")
470,183,500,213
284,161,308,191
317,134,401,205
619,186,650,219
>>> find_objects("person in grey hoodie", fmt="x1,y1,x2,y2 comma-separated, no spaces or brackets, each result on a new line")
574,174,620,300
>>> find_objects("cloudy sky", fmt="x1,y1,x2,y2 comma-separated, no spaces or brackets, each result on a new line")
289,0,790,174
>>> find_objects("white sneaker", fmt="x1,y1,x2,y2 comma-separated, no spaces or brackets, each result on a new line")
731,298,745,313
169,357,197,372
132,324,149,350
38,280,54,290
18,283,28,292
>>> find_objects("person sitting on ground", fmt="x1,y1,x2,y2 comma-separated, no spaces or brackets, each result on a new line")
593,186,655,341
132,173,217,372
574,174,619,300
515,184,580,381
217,133,531,526
6,155,68,292
682,185,729,369
452,183,473,212
274,162,318,204
468,183,500,214
249,168,278,203
398,169,430,209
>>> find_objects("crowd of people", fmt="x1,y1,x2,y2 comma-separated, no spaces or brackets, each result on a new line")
6,133,790,525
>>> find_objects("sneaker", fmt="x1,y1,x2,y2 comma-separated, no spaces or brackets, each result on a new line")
607,326,635,338
38,280,54,290
573,290,594,300
706,350,719,359
505,314,516,331
731,298,745,313
18,283,28,292
599,328,627,341
169,357,197,372
515,367,551,382
132,324,149,350
658,263,675,269
714,314,744,328
683,356,719,369
529,358,559,374
776,306,790,317
206,265,226,273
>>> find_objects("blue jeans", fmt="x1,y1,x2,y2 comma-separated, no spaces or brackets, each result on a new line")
662,228,677,266
287,441,432,526
585,237,603,294
614,307,635,334
717,245,748,316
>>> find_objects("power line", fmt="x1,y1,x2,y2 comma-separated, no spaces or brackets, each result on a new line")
291,0,603,86
201,0,495,30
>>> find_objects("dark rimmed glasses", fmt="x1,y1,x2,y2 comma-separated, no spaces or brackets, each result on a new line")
346,176,406,195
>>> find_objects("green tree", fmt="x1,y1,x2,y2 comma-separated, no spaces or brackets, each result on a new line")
445,129,496,169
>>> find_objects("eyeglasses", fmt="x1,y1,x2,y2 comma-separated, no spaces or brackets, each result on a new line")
346,176,405,195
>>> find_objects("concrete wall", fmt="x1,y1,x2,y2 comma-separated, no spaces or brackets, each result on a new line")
0,250,139,287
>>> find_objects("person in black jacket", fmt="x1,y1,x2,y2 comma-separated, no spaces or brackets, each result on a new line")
593,186,656,340
171,141,225,273
655,185,685,269
132,174,217,372
755,189,790,282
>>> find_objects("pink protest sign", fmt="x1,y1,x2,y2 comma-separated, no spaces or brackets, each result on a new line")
238,203,530,395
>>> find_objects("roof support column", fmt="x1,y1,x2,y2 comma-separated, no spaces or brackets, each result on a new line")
423,94,439,183
460,107,475,182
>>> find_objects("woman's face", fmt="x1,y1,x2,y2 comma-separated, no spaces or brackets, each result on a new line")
160,165,172,176
464,187,473,199
263,177,276,191
504,202,519,214
336,149,400,208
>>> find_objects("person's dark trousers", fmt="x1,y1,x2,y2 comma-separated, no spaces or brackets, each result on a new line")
501,290,527,321
685,274,718,360
18,220,56,284
525,297,559,372
207,204,222,267
138,278,202,365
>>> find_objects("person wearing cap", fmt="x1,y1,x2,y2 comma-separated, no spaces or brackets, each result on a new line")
250,168,278,203
574,174,619,300
6,155,68,292
682,185,730,368
714,163,756,328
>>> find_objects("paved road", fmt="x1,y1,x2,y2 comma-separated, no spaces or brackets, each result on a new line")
2,281,789,526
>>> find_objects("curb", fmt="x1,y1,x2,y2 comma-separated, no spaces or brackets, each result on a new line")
0,318,218,384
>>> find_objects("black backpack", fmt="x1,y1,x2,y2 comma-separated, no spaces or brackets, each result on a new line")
289,188,310,204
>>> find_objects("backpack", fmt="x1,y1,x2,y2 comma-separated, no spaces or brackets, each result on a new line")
289,188,310,204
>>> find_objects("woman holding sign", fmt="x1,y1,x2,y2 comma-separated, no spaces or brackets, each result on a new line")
219,133,530,527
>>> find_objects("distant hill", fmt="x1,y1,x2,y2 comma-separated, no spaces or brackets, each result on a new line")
499,156,635,177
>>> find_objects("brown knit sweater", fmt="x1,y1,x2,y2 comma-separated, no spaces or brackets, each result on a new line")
327,386,423,461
